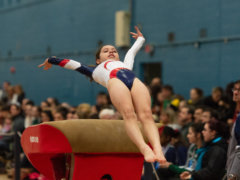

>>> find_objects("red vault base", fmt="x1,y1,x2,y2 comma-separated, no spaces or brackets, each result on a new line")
21,121,144,180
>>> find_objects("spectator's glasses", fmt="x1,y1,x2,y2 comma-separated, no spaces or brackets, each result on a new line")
232,88,240,92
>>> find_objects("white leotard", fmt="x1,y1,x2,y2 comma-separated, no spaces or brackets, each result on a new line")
48,36,145,88
93,37,145,87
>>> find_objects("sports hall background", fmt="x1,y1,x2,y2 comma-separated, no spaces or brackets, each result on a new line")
0,0,240,105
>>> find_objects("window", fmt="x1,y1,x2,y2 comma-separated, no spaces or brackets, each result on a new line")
141,62,162,84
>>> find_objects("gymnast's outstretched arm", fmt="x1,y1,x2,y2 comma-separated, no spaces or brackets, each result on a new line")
123,26,145,70
38,57,95,78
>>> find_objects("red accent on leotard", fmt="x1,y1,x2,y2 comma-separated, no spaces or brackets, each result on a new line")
59,59,70,67
104,61,113,70
110,68,127,79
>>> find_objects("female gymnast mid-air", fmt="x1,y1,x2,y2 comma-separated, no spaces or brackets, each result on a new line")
39,26,166,163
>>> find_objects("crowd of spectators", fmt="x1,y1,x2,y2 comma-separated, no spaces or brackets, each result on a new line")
142,77,239,180
0,77,238,180
0,81,118,179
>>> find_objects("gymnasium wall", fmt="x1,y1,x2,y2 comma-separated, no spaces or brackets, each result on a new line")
0,0,240,105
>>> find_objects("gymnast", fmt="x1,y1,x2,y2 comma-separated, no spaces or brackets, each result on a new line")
38,26,166,163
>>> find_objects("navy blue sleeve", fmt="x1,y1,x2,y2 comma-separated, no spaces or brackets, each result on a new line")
76,65,95,78
47,57,95,78
48,57,62,65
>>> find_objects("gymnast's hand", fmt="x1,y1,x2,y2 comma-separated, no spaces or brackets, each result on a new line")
38,58,52,70
130,26,144,39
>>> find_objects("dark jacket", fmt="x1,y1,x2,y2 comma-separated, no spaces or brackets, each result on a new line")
192,137,228,180
226,115,240,179
12,114,25,133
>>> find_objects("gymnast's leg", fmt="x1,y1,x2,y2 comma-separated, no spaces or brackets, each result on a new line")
107,78,156,162
131,78,166,163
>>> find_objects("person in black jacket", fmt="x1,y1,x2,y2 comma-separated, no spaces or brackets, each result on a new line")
180,119,230,180
10,104,25,133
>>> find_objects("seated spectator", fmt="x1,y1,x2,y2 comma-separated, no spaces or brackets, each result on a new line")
61,102,72,110
228,80,240,126
10,103,25,133
193,106,204,123
40,100,51,111
24,103,34,128
41,110,53,122
171,130,188,166
21,98,30,112
0,105,10,126
152,85,175,115
162,85,174,109
178,100,187,111
66,110,79,120
0,81,11,104
151,91,164,117
0,115,12,134
160,126,178,164
188,88,204,107
0,115,13,152
153,126,179,179
12,85,25,105
76,103,92,119
53,106,68,121
99,108,115,119
201,107,219,123
60,103,78,120
6,86,15,105
142,126,177,180
180,119,230,180
168,94,185,113
149,77,162,108
203,87,226,112
90,92,113,118
161,123,204,178
176,105,194,144
31,106,42,125
221,82,235,122
46,97,59,109
159,109,176,126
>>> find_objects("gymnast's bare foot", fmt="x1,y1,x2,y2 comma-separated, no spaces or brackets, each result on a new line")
153,148,166,163
141,145,156,162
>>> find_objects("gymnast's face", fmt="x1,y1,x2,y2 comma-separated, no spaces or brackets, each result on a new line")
96,45,120,65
